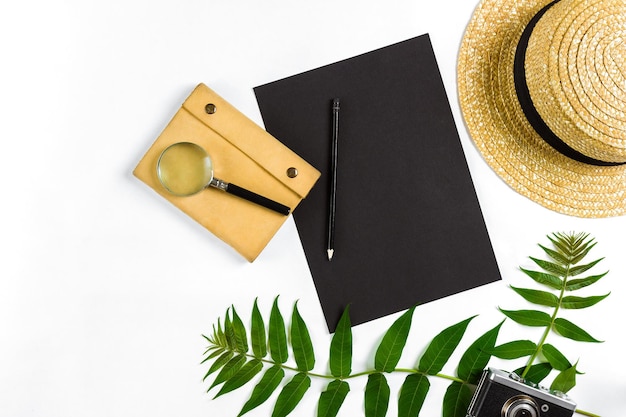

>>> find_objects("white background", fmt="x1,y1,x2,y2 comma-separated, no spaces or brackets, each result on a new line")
1,0,624,416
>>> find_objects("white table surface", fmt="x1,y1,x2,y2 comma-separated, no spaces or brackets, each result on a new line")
1,1,624,416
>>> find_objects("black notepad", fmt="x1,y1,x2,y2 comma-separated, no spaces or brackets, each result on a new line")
254,34,501,332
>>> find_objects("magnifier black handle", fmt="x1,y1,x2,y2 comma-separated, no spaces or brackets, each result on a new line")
226,183,291,216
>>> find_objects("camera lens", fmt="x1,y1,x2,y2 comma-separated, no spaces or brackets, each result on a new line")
503,396,539,417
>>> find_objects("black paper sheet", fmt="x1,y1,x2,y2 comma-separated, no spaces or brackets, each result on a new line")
254,34,501,332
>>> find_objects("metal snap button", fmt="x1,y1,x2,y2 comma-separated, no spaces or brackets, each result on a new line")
287,167,298,178
205,103,217,114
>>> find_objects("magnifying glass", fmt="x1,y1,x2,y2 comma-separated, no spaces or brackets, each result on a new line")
156,142,290,216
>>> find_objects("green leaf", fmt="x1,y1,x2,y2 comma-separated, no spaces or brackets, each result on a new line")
442,382,472,417
224,309,236,350
269,296,288,364
238,365,285,417
499,308,552,327
214,319,226,347
364,373,390,417
529,257,567,277
232,305,249,353
251,298,267,358
510,286,559,307
488,340,537,359
214,359,263,399
569,258,604,276
291,301,315,372
550,364,578,394
204,351,234,380
553,318,603,343
209,354,246,391
317,380,350,417
520,267,563,290
398,374,430,417
457,320,504,383
202,347,225,364
272,372,311,417
571,241,597,264
539,243,569,265
329,305,352,378
513,362,552,384
418,316,475,375
560,293,610,309
541,344,571,371
374,306,416,372
547,234,572,259
203,333,216,347
569,231,590,248
565,272,607,291
552,232,587,254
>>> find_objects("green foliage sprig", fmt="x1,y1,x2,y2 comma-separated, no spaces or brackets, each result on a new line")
201,232,607,417
203,299,490,417
490,232,609,395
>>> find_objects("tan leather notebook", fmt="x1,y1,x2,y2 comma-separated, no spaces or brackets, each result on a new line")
134,84,320,261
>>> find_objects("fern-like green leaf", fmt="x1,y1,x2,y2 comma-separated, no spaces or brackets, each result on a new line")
291,301,315,372
519,267,563,290
550,364,578,394
513,363,552,384
374,306,415,372
546,234,572,259
364,373,390,417
560,293,610,309
529,257,567,277
398,374,430,417
571,241,597,264
224,309,236,350
269,296,288,364
214,359,263,399
212,319,226,347
231,305,249,353
329,305,352,379
457,320,504,384
442,382,472,417
272,372,311,417
209,353,246,391
541,344,571,371
203,333,216,347
510,286,559,307
251,298,267,358
488,340,537,359
201,346,225,364
318,380,350,417
565,272,607,291
418,316,475,375
553,318,603,343
538,243,569,265
238,365,285,417
204,351,234,380
499,308,552,327
569,258,604,276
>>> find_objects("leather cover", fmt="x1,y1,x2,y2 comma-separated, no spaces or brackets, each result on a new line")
134,84,320,261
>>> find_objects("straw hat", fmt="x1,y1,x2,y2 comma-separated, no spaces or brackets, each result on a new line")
458,0,626,217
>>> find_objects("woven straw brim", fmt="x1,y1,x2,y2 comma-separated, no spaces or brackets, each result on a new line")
458,0,626,217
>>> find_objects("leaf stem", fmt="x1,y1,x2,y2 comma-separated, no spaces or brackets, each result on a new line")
575,409,600,417
232,351,468,384
521,263,570,378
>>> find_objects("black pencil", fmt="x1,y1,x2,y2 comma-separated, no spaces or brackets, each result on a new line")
327,98,340,260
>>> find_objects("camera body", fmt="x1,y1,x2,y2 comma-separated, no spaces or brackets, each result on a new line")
466,368,576,417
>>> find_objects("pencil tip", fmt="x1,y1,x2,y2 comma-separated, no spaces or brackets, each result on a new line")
327,249,334,261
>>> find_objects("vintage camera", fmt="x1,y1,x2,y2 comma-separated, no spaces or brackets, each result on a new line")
466,368,576,417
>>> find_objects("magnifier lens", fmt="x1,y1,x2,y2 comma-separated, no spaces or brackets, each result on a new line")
157,142,213,196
